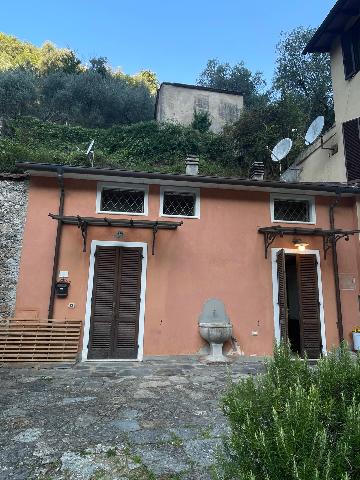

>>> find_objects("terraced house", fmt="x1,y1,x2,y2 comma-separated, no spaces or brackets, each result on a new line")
0,157,358,363
1,0,360,365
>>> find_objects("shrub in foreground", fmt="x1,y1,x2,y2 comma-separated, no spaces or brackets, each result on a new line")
215,343,360,480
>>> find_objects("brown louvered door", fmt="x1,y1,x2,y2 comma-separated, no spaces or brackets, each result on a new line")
88,246,142,359
343,117,360,182
297,254,322,359
276,249,288,343
114,247,142,359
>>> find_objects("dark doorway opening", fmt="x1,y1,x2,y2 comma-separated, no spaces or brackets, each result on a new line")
276,250,322,358
285,255,301,355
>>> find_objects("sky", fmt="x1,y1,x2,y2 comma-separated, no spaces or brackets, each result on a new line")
2,0,335,85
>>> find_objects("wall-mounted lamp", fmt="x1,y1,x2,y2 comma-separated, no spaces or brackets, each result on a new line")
114,231,124,239
293,239,309,252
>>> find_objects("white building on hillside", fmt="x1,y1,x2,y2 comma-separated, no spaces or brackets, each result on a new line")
155,82,244,133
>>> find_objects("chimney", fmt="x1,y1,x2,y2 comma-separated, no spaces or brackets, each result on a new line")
249,161,265,181
185,155,199,175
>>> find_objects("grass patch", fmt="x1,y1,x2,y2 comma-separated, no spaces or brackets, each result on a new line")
105,447,116,458
169,432,183,447
199,427,213,439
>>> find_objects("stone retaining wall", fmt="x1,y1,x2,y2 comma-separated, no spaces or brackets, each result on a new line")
0,176,29,318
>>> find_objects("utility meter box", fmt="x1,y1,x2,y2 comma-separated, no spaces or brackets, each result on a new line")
55,280,70,298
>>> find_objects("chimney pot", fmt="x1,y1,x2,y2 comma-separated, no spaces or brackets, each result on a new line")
185,155,199,175
249,161,265,181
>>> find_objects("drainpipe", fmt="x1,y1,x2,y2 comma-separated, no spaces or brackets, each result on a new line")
329,190,344,342
48,167,65,319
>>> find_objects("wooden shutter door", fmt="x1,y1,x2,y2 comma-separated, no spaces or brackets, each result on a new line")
297,254,322,359
88,246,142,360
343,117,360,182
88,246,118,359
114,247,142,359
276,249,288,343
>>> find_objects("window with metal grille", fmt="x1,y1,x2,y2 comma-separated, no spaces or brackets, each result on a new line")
273,198,311,223
162,191,196,217
101,188,145,214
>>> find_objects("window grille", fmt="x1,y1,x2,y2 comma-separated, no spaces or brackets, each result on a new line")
101,188,145,213
162,191,196,217
273,199,310,223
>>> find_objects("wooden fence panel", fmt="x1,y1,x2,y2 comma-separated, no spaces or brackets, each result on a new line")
0,319,82,363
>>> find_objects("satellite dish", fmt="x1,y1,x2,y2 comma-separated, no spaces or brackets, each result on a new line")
271,138,293,162
305,116,324,145
86,140,95,155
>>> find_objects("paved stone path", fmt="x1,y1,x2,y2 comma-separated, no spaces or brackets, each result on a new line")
0,357,265,480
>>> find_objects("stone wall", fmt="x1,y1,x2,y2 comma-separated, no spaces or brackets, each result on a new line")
0,176,28,318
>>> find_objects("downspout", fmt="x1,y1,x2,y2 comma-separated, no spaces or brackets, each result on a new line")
329,189,344,342
48,167,65,319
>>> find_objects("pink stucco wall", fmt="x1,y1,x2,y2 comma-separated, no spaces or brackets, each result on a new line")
15,176,360,356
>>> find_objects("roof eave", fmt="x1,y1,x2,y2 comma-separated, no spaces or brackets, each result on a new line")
15,161,360,195
303,0,360,54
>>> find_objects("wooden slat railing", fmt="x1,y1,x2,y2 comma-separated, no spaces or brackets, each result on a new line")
0,319,83,363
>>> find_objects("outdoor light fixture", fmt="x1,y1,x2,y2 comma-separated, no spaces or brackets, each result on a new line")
114,230,124,239
293,239,309,251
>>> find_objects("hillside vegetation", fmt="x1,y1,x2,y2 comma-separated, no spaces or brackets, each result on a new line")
2,117,238,176
0,33,157,128
0,30,333,177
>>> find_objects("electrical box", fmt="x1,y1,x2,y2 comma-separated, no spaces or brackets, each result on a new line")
55,280,70,298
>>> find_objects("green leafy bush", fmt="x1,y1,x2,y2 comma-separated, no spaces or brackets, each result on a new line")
191,110,212,133
1,117,239,175
216,343,360,480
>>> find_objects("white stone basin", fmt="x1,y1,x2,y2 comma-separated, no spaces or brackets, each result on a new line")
199,323,232,344
198,299,233,363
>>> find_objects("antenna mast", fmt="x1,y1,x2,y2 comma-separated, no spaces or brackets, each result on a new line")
86,140,95,167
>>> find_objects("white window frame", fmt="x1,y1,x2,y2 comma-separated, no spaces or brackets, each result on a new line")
81,240,147,362
270,193,316,224
96,182,149,216
271,248,327,355
159,186,200,219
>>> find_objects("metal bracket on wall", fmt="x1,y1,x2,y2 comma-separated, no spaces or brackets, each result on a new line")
76,216,88,252
263,231,283,259
152,221,159,256
323,232,350,259
258,226,360,260
49,214,183,256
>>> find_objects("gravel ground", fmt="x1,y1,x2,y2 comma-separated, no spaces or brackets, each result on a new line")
0,357,265,480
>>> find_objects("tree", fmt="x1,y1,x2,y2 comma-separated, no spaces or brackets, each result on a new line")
197,58,268,108
132,70,159,95
0,33,41,70
38,42,81,75
89,57,110,77
40,70,155,127
273,27,333,127
0,69,38,117
228,96,305,178
224,27,334,179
